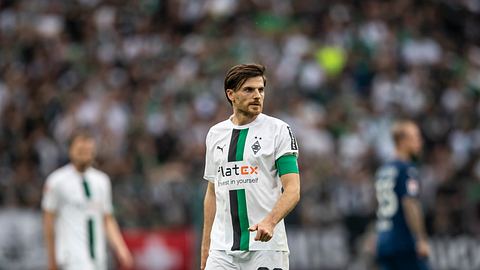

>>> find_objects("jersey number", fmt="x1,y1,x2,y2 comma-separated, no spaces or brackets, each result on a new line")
375,167,398,219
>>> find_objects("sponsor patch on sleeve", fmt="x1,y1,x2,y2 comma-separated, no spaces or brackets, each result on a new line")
286,126,298,150
407,178,419,196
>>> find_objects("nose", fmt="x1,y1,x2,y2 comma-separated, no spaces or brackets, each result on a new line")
252,88,261,98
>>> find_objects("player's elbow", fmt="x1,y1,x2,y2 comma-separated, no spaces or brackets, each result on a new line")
293,189,300,206
290,193,300,209
282,174,301,206
285,183,300,206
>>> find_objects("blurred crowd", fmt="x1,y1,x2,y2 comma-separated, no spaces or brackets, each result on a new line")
2,0,480,264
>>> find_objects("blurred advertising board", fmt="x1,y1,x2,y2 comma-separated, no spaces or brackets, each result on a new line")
122,228,195,270
0,209,479,270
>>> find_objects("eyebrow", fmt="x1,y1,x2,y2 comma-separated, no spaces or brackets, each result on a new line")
242,86,264,90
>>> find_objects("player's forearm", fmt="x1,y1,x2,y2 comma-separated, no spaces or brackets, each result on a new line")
105,214,134,268
402,197,427,240
104,215,130,256
201,183,216,262
201,204,215,250
43,211,57,270
264,173,300,226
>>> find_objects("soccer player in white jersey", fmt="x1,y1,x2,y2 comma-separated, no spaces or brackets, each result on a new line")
42,131,133,270
201,64,301,270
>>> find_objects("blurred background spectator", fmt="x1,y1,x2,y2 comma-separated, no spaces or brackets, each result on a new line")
1,0,480,269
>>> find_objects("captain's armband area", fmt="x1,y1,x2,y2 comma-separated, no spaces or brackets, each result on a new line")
275,154,299,176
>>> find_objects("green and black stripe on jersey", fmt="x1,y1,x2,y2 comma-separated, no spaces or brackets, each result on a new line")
227,129,250,250
82,176,95,260
228,129,249,162
229,189,250,250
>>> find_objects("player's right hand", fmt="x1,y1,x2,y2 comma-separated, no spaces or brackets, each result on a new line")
416,239,430,258
249,219,275,242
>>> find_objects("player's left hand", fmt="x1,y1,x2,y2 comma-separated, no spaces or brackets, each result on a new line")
249,219,275,242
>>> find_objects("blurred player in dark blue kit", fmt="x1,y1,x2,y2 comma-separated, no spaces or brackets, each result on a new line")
375,120,430,270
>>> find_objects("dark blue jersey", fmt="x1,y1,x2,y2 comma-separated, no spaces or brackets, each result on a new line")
375,160,421,257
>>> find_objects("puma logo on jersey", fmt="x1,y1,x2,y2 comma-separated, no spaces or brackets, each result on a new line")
216,144,226,153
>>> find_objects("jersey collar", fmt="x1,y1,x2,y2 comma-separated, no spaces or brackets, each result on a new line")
228,113,265,129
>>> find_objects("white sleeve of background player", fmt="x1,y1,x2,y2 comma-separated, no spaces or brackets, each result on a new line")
203,130,216,182
275,124,299,160
42,174,59,212
103,176,114,214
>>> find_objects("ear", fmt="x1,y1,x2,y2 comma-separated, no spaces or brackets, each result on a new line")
226,89,235,104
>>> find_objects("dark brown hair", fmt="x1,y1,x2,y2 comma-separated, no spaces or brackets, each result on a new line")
224,63,266,105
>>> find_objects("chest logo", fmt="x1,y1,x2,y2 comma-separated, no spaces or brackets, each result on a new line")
251,136,262,154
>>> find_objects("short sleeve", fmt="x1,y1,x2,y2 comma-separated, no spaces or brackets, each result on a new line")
405,166,420,198
42,175,59,212
397,166,419,198
203,130,215,182
275,124,299,160
103,176,114,214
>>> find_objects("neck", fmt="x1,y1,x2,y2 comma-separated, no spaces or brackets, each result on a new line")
231,109,259,126
73,162,89,173
395,149,411,162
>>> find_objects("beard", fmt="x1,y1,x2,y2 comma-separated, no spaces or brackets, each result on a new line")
73,159,93,172
239,105,262,116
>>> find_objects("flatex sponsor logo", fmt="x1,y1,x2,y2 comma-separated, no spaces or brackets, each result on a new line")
217,164,258,177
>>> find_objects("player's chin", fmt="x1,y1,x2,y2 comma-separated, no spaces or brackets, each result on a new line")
249,106,262,114
78,159,93,166
413,147,423,156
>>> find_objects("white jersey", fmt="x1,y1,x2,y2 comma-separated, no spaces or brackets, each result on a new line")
42,164,113,270
204,113,299,251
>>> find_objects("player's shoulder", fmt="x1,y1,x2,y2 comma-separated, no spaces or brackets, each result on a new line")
260,113,287,126
384,160,408,170
206,119,233,143
405,163,419,179
377,160,404,176
259,113,291,130
208,118,231,132
88,167,110,182
46,164,73,183
379,160,410,181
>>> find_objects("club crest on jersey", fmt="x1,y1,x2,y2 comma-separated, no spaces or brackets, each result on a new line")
251,136,262,154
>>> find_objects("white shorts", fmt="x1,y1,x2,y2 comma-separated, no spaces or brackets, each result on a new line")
205,250,289,270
